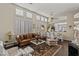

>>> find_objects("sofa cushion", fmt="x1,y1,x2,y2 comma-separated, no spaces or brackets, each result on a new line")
23,34,27,39
21,39,30,43
27,33,32,39
6,47,22,56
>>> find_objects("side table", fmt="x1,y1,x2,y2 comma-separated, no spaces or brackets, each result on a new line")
3,41,18,49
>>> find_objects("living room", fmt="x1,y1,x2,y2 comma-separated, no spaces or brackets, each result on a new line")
0,3,79,56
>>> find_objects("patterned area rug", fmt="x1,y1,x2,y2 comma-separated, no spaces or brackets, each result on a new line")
29,42,61,56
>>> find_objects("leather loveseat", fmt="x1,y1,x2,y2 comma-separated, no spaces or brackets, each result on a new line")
16,33,37,47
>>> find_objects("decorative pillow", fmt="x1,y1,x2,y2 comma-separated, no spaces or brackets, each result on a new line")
19,49,26,56
6,47,22,56
24,46,34,54
0,41,8,56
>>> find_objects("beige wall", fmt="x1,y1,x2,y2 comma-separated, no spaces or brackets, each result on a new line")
66,14,74,41
0,4,15,41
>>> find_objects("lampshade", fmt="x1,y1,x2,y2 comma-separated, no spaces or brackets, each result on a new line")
6,31,12,35
17,35,19,38
11,32,15,35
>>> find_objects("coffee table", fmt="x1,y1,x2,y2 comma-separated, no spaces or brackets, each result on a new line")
30,39,45,45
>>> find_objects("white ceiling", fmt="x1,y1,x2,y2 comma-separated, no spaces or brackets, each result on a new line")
16,3,79,17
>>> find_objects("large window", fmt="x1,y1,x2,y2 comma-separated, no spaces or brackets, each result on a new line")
36,15,40,20
74,21,79,30
45,18,48,22
26,11,32,18
16,8,24,16
41,16,45,21
54,22,67,32
74,12,79,18
15,7,47,34
36,15,48,22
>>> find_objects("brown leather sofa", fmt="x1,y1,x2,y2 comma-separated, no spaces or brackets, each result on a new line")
16,33,37,47
16,33,47,47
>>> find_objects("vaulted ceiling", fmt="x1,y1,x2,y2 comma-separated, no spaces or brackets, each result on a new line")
16,3,79,17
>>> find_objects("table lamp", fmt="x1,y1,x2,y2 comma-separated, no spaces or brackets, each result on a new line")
7,31,12,40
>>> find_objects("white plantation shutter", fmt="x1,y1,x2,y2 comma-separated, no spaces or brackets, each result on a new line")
24,21,29,34
20,20,24,34
15,19,21,35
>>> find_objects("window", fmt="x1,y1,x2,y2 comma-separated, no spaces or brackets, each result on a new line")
45,18,48,22
74,21,79,30
54,22,67,32
36,15,40,20
74,12,79,18
74,21,79,24
26,11,32,18
16,8,23,16
41,16,44,21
